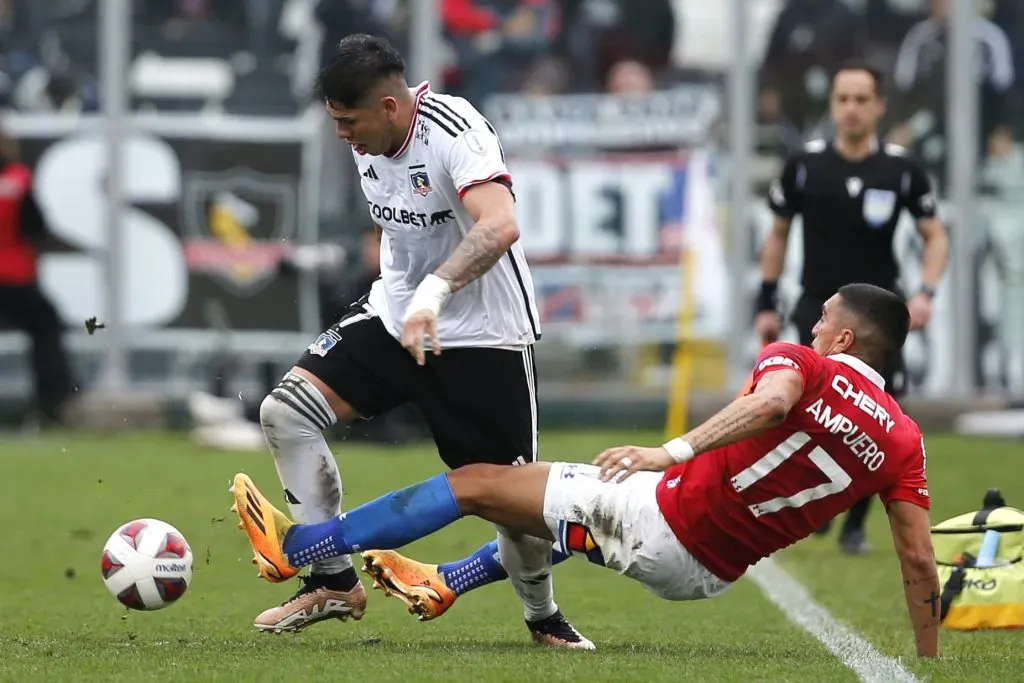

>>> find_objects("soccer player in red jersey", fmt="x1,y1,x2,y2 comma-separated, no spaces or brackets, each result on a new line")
231,283,939,657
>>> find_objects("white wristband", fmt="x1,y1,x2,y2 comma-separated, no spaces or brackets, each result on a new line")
405,274,452,321
662,438,695,464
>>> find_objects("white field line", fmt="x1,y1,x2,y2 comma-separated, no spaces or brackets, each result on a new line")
747,556,919,683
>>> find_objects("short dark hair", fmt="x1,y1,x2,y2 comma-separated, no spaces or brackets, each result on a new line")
832,59,885,97
313,34,406,108
836,283,910,370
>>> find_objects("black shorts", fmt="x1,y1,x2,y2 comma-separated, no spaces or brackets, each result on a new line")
791,293,907,399
296,297,537,470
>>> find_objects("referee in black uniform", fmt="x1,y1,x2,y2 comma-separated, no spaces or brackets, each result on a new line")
756,60,949,554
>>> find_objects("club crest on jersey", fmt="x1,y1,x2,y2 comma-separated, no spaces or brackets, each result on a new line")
862,188,896,227
409,165,432,197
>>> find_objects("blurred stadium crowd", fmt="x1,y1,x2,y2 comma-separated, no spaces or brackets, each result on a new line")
5,1,1020,246
2,0,1024,437
4,0,1022,176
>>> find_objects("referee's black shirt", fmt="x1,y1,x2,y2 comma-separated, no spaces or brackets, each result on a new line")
767,139,937,299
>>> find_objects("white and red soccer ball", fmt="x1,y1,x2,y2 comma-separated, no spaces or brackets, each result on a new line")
101,518,194,611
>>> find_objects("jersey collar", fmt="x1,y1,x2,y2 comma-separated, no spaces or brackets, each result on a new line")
831,136,879,159
828,353,885,389
387,81,431,160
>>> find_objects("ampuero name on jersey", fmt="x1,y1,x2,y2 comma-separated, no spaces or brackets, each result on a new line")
366,201,455,229
804,397,887,472
802,370,898,474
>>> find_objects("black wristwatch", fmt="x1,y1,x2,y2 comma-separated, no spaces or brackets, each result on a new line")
919,284,937,299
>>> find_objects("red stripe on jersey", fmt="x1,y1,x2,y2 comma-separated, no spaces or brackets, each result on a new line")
457,172,512,198
388,81,431,159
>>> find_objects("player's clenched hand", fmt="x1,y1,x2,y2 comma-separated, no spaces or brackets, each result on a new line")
401,310,441,366
593,445,674,483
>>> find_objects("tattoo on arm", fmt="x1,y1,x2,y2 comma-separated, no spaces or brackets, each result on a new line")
686,406,763,453
904,578,942,623
434,222,509,292
684,392,787,454
752,371,786,394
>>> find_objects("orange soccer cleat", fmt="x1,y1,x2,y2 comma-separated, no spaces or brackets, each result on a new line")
361,549,458,621
230,473,299,583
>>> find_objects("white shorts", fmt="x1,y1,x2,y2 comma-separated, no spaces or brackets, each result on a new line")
543,462,732,601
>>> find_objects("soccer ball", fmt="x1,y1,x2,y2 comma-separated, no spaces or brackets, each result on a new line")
100,518,194,611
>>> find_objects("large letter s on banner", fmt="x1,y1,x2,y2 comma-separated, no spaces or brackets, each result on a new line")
33,132,188,327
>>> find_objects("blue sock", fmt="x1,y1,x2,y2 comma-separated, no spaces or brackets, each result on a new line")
438,540,573,596
439,541,507,595
283,473,462,568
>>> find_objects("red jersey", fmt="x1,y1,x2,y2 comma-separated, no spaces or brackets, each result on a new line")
0,162,36,284
655,342,930,582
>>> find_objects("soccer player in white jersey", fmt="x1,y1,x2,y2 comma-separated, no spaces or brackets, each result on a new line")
248,33,592,649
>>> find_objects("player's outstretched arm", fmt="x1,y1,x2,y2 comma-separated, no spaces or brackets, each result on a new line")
435,181,519,292
886,500,940,658
680,367,803,453
595,368,804,482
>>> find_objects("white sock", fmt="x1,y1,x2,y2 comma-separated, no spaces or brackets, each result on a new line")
496,526,558,621
260,372,352,575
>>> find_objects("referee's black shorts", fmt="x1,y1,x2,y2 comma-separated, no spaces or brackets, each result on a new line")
791,293,908,400
295,295,537,470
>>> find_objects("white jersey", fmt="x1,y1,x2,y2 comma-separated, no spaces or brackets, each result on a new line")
353,82,541,349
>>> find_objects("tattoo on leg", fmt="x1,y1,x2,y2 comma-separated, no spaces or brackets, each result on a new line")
925,590,940,618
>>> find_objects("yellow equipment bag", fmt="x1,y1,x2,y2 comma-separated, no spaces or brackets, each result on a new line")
931,489,1024,630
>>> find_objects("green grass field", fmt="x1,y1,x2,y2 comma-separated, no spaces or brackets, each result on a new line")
0,429,1021,682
